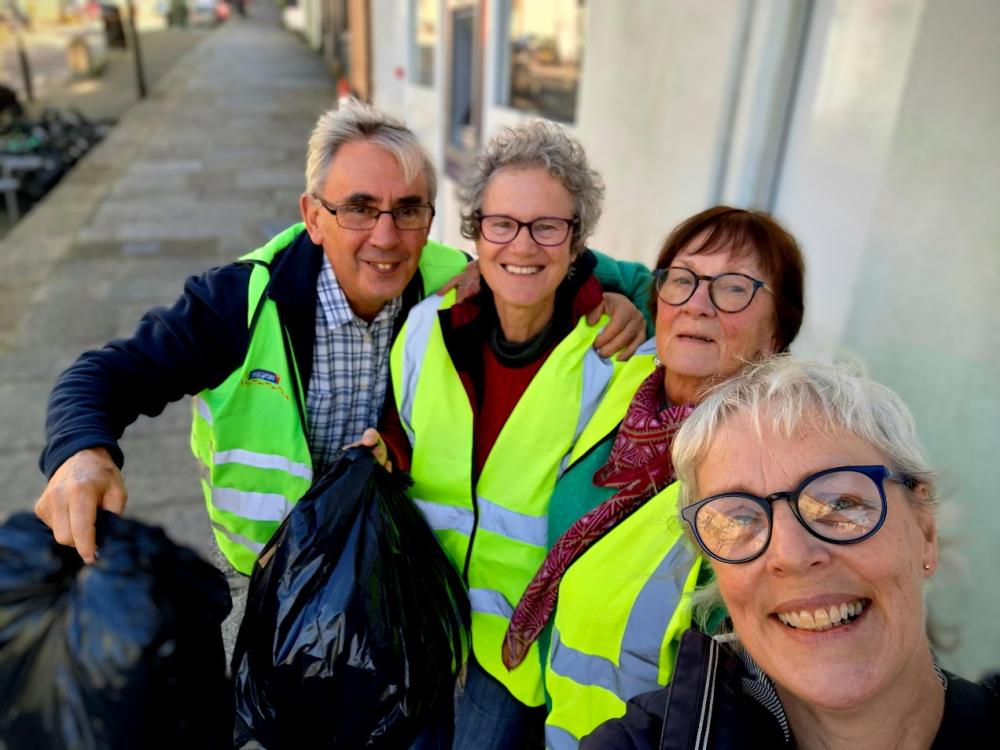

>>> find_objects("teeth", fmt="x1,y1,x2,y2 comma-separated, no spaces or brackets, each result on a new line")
369,262,395,271
503,264,542,275
777,599,866,631
828,605,842,625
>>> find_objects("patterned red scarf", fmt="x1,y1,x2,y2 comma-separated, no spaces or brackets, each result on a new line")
502,368,694,668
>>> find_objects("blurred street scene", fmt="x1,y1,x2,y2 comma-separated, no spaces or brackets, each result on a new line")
1,0,998,679
0,0,335,648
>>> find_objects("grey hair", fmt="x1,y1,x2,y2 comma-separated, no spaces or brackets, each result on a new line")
460,120,604,255
673,356,936,509
671,356,939,632
304,98,437,203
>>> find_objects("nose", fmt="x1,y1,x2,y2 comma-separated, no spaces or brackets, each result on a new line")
368,211,400,248
681,277,716,315
506,224,537,256
764,501,831,576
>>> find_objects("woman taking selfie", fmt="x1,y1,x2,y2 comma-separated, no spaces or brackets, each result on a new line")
586,358,1000,748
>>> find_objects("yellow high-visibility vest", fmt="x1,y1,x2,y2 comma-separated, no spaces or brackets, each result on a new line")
191,224,468,573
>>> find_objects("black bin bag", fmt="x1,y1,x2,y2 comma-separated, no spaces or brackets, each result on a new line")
0,510,233,748
233,448,470,749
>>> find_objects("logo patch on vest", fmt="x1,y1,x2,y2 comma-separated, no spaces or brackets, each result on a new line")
248,369,280,385
243,369,289,400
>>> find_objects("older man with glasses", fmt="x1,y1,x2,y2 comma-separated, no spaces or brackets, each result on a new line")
34,100,649,591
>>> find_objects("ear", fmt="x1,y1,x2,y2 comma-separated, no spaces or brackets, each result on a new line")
913,484,939,577
300,193,325,245
767,317,781,355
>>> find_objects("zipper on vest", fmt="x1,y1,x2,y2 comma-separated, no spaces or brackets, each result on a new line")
462,457,479,583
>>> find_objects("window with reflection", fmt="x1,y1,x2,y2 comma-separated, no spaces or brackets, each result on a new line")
499,0,586,123
410,0,438,86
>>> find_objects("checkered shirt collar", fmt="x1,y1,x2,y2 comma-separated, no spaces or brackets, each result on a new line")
316,256,402,329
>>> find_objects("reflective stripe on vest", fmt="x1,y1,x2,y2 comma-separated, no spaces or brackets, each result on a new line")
213,448,313,481
548,543,695,698
390,291,633,707
210,520,265,555
414,496,548,547
469,588,515,619
544,483,701,747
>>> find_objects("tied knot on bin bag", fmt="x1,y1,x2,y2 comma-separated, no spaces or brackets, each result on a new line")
0,509,233,749
232,447,471,749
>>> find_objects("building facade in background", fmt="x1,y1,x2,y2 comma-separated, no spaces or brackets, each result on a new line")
292,0,1000,679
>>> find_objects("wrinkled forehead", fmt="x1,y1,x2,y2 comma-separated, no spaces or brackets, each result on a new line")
675,227,771,274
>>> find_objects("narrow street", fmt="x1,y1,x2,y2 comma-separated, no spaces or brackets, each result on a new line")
0,1,336,648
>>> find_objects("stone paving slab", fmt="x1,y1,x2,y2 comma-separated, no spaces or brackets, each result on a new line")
0,0,337,598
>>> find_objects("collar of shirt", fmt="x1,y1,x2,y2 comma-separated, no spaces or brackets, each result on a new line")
316,255,402,330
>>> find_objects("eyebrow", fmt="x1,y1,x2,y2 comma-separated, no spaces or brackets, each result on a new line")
339,192,426,207
395,194,426,206
673,260,763,277
341,192,378,205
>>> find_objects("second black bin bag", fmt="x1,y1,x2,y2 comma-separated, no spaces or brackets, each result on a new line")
232,448,470,748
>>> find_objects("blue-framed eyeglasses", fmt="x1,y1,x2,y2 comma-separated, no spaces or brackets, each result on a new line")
680,465,917,564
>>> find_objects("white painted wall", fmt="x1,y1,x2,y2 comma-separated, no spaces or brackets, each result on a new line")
574,1,744,263
771,0,926,361
838,0,1000,677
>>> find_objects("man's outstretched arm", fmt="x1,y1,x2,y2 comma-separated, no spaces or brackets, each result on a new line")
37,263,252,561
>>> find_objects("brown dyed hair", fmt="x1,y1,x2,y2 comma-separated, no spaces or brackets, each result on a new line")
650,205,805,352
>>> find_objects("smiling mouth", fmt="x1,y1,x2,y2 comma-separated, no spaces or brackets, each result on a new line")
501,263,543,276
678,334,714,343
776,599,869,631
365,260,399,272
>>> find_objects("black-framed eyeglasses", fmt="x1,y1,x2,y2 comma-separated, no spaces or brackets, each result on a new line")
475,213,579,247
680,465,917,564
313,195,435,230
654,266,771,313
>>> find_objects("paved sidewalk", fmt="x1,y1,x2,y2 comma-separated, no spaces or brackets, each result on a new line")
0,2,335,650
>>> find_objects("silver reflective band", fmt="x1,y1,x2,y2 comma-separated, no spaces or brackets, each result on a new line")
548,542,695,702
413,498,474,536
211,487,294,522
477,496,547,547
214,448,313,482
210,520,265,554
469,587,514,619
398,295,447,443
545,723,582,750
193,395,214,425
574,346,614,445
558,343,619,479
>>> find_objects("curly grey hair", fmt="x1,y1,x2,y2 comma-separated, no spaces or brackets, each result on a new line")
671,356,938,633
304,98,437,203
460,120,604,256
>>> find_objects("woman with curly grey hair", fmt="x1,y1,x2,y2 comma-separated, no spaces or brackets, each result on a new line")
372,121,653,749
586,358,1000,748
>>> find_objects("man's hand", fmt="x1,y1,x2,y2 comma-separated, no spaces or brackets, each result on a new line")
589,292,648,360
437,260,481,303
345,428,393,472
34,447,127,564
